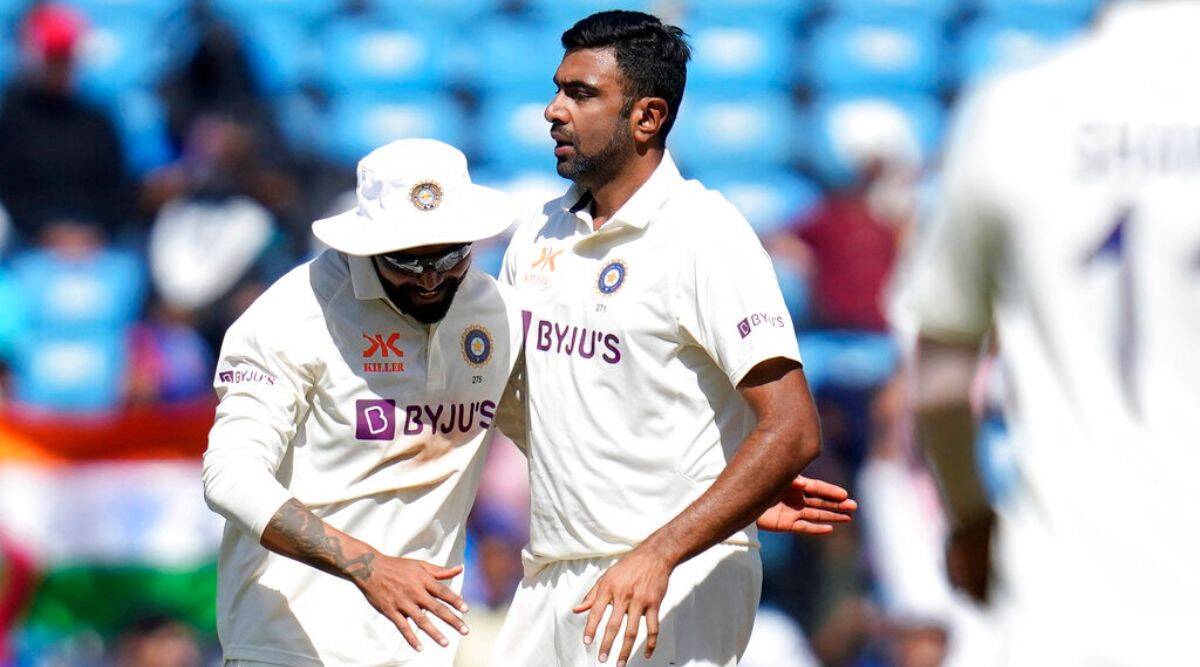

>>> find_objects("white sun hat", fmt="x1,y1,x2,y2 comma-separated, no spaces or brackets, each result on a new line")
312,138,521,256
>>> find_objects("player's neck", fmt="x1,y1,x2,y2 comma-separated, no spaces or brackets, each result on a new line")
585,148,663,231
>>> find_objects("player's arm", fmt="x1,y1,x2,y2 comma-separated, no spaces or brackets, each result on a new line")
575,357,842,666
258,499,469,651
913,335,994,603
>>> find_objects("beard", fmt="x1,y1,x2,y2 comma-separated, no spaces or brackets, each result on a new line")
556,118,635,184
380,275,465,324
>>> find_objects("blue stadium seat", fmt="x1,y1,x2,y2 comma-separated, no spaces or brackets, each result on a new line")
210,0,333,30
472,19,563,94
75,16,166,101
826,0,958,22
0,0,24,24
320,18,451,94
669,93,801,170
10,330,128,413
0,269,25,367
809,94,942,187
10,247,146,331
240,17,312,95
694,169,821,237
70,0,185,23
684,18,793,92
956,17,1080,84
371,0,497,22
810,16,943,93
978,0,1098,23
478,96,555,172
99,88,174,176
526,0,653,29
796,331,898,393
688,0,814,23
324,95,466,166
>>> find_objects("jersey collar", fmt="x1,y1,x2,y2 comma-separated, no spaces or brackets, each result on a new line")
560,151,685,233
348,252,387,301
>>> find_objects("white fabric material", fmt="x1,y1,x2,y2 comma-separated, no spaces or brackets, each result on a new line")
150,196,274,310
489,544,761,667
499,153,801,566
203,249,523,667
905,2,1200,662
312,139,520,256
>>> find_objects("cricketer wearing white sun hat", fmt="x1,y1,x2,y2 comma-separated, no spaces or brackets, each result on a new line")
205,136,531,666
312,138,521,255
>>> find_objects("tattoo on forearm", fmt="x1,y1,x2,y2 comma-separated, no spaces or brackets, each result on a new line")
265,499,376,583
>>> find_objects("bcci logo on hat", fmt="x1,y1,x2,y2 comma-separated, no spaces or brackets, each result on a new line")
462,325,493,367
596,260,627,295
409,181,443,211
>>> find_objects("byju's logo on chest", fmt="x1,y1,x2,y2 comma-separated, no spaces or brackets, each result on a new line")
356,399,397,440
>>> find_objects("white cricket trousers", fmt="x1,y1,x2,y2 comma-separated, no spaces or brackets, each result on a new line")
489,543,762,667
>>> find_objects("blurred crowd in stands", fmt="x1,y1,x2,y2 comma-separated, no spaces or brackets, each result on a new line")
0,0,1096,664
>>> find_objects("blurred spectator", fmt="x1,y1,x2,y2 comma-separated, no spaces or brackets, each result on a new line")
771,158,913,332
151,14,312,248
147,191,289,352
113,615,202,667
0,3,133,243
126,300,213,405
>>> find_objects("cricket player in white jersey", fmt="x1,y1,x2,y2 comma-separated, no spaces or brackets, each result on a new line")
202,139,528,666
907,2,1200,664
491,11,857,667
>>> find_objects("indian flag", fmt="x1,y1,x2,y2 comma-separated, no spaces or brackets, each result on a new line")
0,402,222,661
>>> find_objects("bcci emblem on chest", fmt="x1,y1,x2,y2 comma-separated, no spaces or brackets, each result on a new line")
461,325,493,367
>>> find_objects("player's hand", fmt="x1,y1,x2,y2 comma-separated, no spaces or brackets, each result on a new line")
756,476,858,534
946,511,995,604
352,555,470,652
573,547,672,666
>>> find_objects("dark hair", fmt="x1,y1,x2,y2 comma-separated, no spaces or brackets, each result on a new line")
561,11,691,140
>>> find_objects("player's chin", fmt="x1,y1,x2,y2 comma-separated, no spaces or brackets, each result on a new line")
554,158,578,179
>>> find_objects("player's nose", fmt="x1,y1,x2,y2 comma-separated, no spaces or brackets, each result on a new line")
545,95,568,125
416,270,443,291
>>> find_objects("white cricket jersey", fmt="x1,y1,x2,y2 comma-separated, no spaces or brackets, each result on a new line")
202,250,523,667
501,153,801,565
908,0,1200,653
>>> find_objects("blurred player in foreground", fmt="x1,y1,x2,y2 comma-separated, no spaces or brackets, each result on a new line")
908,2,1200,664
491,11,856,667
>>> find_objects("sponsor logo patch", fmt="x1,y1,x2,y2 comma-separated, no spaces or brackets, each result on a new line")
362,332,405,373
737,312,787,339
356,399,397,440
533,316,622,365
217,368,277,385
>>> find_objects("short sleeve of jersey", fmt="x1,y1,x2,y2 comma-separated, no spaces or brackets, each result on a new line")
906,87,1005,342
678,201,802,388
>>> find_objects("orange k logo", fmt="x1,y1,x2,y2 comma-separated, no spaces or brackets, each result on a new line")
362,333,404,358
531,246,563,272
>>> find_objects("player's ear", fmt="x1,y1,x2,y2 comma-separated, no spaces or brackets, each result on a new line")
630,97,669,145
